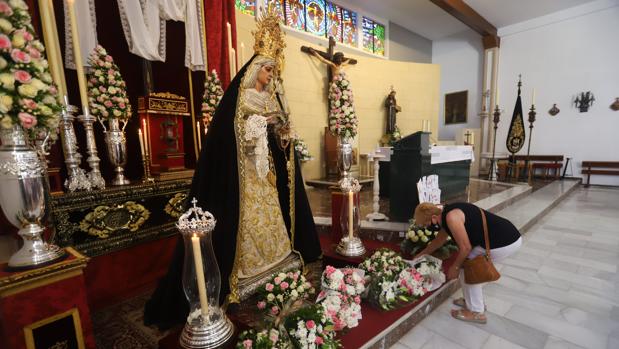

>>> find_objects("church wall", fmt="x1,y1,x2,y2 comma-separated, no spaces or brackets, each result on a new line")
495,2,619,186
389,22,432,64
236,11,441,180
432,29,483,141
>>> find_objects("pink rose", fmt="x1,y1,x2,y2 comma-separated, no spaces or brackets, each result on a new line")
306,320,315,329
325,265,336,276
270,306,279,315
108,69,114,75
315,336,324,345
0,34,11,50
265,283,274,291
104,100,113,108
21,99,37,109
280,281,289,290
118,102,126,109
22,31,33,42
18,112,37,129
0,2,14,15
273,277,281,285
11,49,31,63
257,301,266,309
14,70,31,83
27,46,40,59
99,86,106,92
105,55,113,62
242,339,252,349
354,296,361,304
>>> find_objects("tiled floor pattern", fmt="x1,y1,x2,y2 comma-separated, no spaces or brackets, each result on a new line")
390,186,619,349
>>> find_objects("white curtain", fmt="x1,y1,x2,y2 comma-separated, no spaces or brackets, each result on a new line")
117,0,206,71
64,0,98,69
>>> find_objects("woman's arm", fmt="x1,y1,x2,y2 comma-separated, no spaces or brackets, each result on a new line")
445,209,472,280
415,230,448,257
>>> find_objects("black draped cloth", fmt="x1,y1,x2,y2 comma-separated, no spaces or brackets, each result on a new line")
143,55,322,330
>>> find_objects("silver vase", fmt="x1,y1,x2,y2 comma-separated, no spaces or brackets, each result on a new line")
337,138,353,179
104,118,130,186
0,126,64,268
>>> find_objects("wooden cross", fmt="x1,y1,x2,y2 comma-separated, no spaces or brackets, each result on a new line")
464,130,472,145
301,36,357,82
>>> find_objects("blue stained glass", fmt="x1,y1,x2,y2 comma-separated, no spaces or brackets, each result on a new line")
286,0,306,31
305,0,326,37
362,16,373,52
342,8,357,47
266,0,285,22
325,2,342,42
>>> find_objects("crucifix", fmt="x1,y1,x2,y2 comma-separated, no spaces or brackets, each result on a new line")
301,36,357,82
464,130,472,145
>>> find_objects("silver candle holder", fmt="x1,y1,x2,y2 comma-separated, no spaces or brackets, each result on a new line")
59,100,91,191
77,107,105,189
336,177,366,257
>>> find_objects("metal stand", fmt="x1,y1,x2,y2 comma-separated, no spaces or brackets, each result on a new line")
142,152,155,183
336,236,366,257
78,108,105,189
179,312,234,349
487,105,501,181
366,153,387,221
524,104,536,183
59,101,91,191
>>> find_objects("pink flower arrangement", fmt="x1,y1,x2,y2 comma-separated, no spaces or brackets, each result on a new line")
317,265,365,331
328,72,357,141
256,269,314,321
0,0,61,141
87,45,132,122
201,69,223,126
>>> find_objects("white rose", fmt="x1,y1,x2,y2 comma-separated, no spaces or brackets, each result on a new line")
0,19,13,33
267,293,275,301
276,294,284,302
18,84,37,98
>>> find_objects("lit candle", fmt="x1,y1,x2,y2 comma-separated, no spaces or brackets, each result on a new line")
532,88,536,105
142,119,149,154
67,0,89,113
196,121,202,150
191,234,209,320
348,190,354,240
138,129,145,157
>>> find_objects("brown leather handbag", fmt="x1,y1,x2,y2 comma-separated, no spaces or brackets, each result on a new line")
462,208,501,284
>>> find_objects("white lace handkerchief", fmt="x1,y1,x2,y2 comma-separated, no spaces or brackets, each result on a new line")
245,114,269,179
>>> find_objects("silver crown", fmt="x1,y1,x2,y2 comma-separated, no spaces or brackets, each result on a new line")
339,177,362,193
176,198,216,235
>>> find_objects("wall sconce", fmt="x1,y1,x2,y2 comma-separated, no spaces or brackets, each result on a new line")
548,104,560,116
574,91,595,112
611,98,619,111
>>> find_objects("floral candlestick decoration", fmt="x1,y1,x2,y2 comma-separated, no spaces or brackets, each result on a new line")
177,198,234,348
87,45,132,186
336,177,365,257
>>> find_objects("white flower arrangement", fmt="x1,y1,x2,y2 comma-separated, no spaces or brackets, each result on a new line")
0,0,62,141
316,266,365,331
293,136,313,162
201,69,223,125
400,219,458,258
328,72,357,142
256,269,314,318
87,45,131,122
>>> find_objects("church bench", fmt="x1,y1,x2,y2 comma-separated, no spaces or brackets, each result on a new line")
581,161,619,187
498,155,563,180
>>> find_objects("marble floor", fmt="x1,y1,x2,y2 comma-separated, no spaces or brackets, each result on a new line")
390,186,619,349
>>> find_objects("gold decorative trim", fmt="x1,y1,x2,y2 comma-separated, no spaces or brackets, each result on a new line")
150,92,186,100
148,98,189,114
79,201,150,239
143,110,190,116
24,308,85,349
165,193,188,218
0,248,88,297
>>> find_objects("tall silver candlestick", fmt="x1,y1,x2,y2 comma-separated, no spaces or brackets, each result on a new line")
366,152,387,221
78,107,105,189
59,97,91,191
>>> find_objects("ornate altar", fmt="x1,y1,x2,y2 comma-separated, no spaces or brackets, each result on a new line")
138,92,193,180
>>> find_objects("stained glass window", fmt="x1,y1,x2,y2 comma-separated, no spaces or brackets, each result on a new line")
373,22,385,56
325,2,342,42
341,8,357,47
362,16,373,52
286,0,306,31
305,0,326,37
235,0,256,16
266,0,285,22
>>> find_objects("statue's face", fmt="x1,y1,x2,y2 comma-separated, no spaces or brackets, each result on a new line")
257,64,274,88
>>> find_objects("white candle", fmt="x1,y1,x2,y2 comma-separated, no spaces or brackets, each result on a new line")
226,22,235,76
138,129,145,157
142,119,149,154
427,120,431,133
39,0,66,100
470,132,475,145
348,191,354,240
230,48,237,76
240,42,245,66
196,121,202,150
496,88,500,107
532,88,536,105
67,0,89,113
191,234,209,320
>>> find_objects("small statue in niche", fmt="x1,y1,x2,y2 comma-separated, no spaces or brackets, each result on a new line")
381,86,402,146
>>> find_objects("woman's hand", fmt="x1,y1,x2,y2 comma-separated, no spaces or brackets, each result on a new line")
447,265,460,281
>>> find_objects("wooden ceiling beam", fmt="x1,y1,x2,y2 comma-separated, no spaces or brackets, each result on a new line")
431,0,500,47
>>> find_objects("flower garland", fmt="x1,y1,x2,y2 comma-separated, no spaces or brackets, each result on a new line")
0,0,61,141
87,45,131,122
201,69,223,126
327,72,357,142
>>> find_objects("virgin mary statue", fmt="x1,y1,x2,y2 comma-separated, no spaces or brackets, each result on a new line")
144,11,322,329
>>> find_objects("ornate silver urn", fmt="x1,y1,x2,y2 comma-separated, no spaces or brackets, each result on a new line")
0,126,64,268
102,118,130,185
337,138,353,179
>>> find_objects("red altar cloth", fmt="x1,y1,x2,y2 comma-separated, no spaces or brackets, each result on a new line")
0,248,96,349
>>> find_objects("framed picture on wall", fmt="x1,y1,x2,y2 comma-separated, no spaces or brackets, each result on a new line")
445,90,468,125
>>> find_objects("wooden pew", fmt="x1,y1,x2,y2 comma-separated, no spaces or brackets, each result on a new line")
581,161,619,187
498,155,563,181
